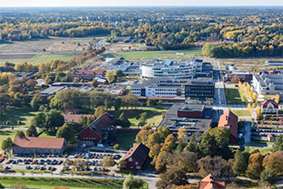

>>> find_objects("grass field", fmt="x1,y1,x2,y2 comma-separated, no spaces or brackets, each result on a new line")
0,176,124,189
232,110,250,116
106,49,202,60
0,130,21,144
226,180,260,189
116,130,139,150
39,131,57,138
0,108,39,128
108,107,167,127
0,54,79,65
225,87,245,105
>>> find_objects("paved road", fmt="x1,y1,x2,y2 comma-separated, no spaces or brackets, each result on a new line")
244,121,251,144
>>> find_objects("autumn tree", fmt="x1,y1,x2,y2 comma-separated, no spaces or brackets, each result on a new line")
177,127,188,146
246,152,263,179
160,134,176,153
156,166,188,189
94,106,105,118
197,156,232,177
262,150,283,174
102,156,115,167
106,70,115,83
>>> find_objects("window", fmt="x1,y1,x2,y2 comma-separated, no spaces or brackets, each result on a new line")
128,158,133,162
135,162,138,165
136,166,141,169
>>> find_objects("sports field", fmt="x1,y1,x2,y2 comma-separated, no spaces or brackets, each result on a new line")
106,49,203,60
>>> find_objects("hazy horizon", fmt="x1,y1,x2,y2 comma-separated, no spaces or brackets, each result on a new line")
0,0,282,7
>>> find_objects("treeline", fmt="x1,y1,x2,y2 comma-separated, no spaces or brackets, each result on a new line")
202,42,283,58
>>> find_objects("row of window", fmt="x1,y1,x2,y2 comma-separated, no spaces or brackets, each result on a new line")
82,137,96,140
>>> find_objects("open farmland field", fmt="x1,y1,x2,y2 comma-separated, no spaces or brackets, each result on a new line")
106,49,203,60
218,57,283,67
0,36,105,65
0,53,79,65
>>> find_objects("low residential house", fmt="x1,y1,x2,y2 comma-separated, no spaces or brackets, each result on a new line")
261,100,279,113
198,174,225,189
13,137,67,154
77,112,116,146
218,111,238,143
63,108,80,114
69,70,96,81
121,143,150,170
63,114,95,123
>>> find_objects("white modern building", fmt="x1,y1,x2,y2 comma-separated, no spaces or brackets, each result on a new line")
131,78,189,98
140,59,202,79
252,73,283,101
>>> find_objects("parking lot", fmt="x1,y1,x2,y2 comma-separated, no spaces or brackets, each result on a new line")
0,151,123,174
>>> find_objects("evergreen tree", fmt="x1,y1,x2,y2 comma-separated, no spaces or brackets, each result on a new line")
232,149,246,175
184,133,197,152
118,112,131,128
198,132,217,157
114,98,122,111
15,131,25,137
26,124,38,137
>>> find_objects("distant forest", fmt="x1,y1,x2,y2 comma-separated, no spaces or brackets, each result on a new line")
0,7,283,58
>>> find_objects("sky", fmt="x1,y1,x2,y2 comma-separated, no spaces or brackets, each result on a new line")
0,0,283,7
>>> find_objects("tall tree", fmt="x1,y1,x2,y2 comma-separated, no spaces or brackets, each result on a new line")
56,124,76,144
26,124,38,137
198,132,217,157
106,70,115,84
1,137,13,154
177,127,188,145
46,110,65,130
184,133,197,153
232,149,247,175
114,98,122,111
32,112,46,128
15,131,25,137
272,135,283,152
94,106,105,118
160,134,176,153
117,112,131,128
246,152,263,179
156,166,188,189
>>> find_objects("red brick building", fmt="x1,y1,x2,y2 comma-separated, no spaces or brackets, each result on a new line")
121,143,150,170
198,174,225,189
218,111,238,143
77,112,116,146
261,99,279,113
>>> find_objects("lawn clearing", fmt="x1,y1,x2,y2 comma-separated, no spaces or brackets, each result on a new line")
0,176,124,189
108,107,167,127
106,49,202,60
225,87,245,105
39,131,57,138
116,130,139,150
0,130,21,144
0,53,78,65
226,180,259,189
232,110,250,116
0,108,39,128
246,146,273,155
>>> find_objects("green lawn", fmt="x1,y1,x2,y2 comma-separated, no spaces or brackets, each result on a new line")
225,87,245,105
0,130,21,144
39,131,57,138
232,110,250,116
226,180,259,189
246,146,273,155
0,108,39,128
106,49,202,60
0,53,79,65
108,107,167,127
116,130,139,150
0,177,124,189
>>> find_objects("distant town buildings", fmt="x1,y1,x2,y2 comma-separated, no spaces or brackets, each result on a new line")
185,78,215,105
224,70,252,82
68,70,106,81
13,137,67,154
261,100,279,113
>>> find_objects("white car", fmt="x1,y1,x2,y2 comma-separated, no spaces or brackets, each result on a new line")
97,144,105,148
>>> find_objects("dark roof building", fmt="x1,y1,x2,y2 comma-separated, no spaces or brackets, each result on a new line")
218,111,238,143
77,112,116,146
13,137,67,154
121,143,150,170
198,174,225,189
159,104,212,138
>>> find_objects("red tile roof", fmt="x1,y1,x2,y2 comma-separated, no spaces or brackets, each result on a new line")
198,174,225,189
69,70,96,75
122,143,150,163
218,111,238,138
13,137,65,149
262,100,279,109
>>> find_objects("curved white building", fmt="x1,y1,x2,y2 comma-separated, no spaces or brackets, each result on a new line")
140,59,199,79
